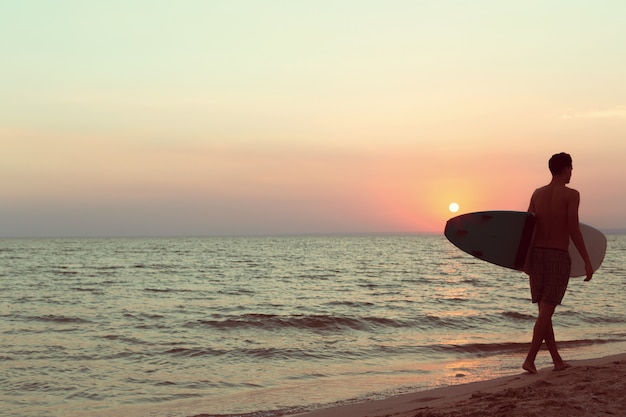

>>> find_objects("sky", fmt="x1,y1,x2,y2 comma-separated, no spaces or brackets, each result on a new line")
2,0,625,237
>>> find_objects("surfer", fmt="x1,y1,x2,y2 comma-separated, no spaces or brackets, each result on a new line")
522,152,593,374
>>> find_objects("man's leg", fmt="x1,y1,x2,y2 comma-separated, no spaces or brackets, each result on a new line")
523,302,557,373
544,318,569,370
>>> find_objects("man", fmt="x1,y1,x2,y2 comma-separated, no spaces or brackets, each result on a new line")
522,152,593,374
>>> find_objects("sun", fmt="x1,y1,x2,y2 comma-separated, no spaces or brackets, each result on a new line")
449,202,460,213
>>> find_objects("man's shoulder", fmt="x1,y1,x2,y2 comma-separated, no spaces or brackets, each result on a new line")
564,186,580,196
564,187,581,202
532,185,580,202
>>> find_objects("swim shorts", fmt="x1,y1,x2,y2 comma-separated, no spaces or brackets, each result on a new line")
528,247,571,305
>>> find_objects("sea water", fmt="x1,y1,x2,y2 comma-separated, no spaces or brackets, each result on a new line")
1,235,625,417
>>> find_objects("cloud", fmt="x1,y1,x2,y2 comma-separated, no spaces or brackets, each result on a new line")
562,105,626,120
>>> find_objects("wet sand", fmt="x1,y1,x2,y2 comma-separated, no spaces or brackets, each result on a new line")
293,353,626,417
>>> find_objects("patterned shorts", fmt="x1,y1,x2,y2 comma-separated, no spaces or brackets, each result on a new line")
528,247,571,305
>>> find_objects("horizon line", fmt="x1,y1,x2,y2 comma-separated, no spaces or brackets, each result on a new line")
2,228,626,239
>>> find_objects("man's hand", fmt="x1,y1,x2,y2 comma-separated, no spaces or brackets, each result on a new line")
584,262,593,282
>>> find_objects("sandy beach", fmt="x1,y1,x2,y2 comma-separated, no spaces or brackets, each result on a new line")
293,353,626,417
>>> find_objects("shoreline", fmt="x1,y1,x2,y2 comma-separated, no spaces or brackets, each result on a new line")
292,353,626,417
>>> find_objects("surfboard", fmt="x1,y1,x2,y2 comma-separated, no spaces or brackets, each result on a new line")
444,211,607,277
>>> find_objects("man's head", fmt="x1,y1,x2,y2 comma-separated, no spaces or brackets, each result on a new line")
549,152,573,176
549,152,573,184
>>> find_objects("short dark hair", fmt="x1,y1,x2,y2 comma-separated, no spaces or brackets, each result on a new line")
549,152,572,175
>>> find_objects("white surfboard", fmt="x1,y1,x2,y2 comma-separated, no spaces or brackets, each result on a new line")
569,223,607,277
445,211,607,277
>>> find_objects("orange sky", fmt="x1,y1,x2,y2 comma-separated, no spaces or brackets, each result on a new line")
1,1,625,237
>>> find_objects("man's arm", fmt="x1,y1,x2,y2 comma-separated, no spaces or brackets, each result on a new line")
522,192,537,274
567,190,593,281
527,190,537,213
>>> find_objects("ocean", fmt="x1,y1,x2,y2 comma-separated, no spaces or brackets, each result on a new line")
1,235,625,417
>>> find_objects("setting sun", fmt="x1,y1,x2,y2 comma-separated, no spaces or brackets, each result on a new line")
449,202,460,213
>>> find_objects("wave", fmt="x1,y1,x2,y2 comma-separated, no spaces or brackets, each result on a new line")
123,312,165,320
186,312,540,333
144,287,174,293
163,346,361,362
501,311,535,321
71,287,104,294
323,300,376,308
163,347,230,357
51,268,79,275
100,334,148,345
431,337,626,356
579,314,626,325
161,346,368,361
189,408,308,417
144,287,195,293
186,314,406,332
29,315,91,324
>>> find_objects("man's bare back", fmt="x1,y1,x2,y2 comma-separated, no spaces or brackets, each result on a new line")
527,158,591,279
528,183,580,251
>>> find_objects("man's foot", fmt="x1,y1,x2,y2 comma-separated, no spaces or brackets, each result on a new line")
522,361,537,374
553,362,572,372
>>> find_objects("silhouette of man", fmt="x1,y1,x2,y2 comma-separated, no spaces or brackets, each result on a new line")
522,152,593,374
